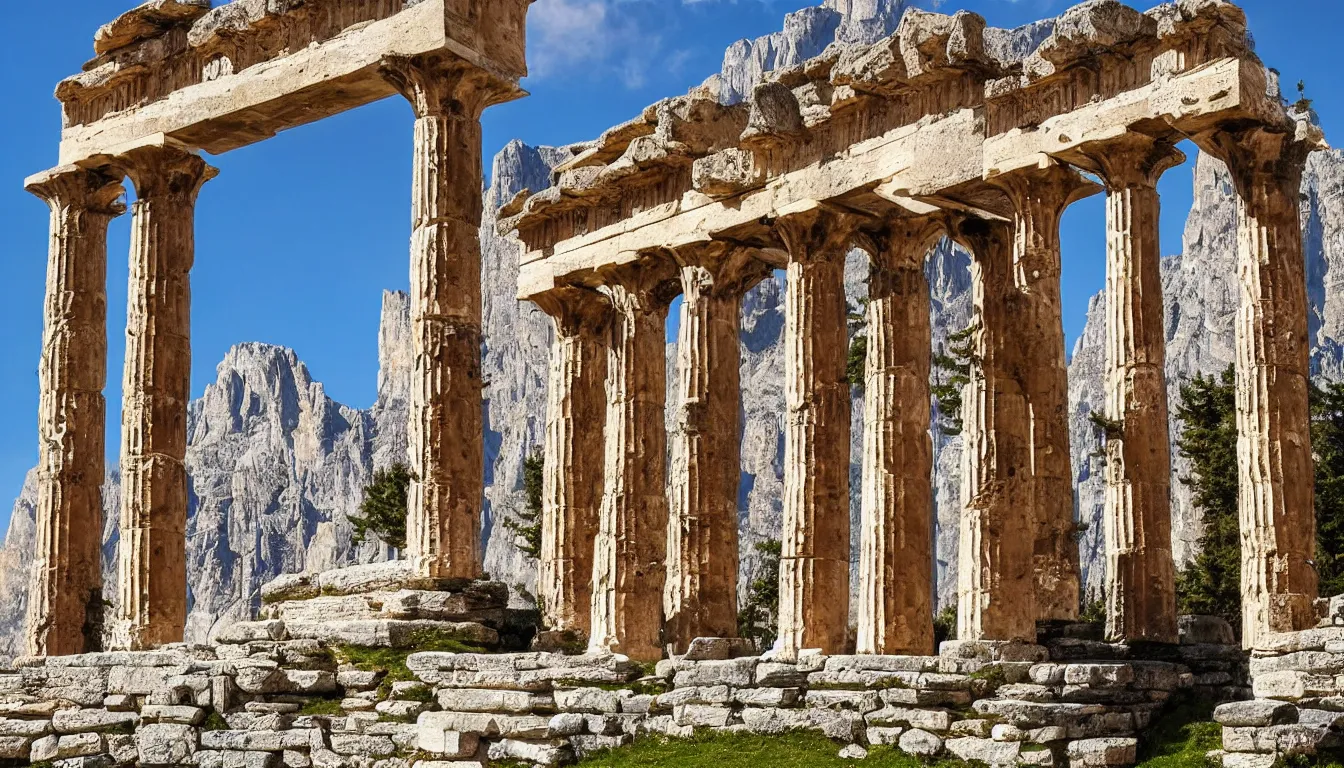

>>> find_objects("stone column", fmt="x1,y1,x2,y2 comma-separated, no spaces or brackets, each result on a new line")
992,162,1092,623
24,166,125,656
665,243,769,654
1203,126,1319,648
775,207,857,657
590,260,679,662
1083,137,1185,644
532,287,611,637
856,218,943,656
114,146,216,651
382,55,515,579
950,218,1037,642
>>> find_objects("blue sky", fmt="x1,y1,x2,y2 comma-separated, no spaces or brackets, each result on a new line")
1,0,1342,536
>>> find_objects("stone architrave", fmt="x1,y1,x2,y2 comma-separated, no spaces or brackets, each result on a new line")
774,206,858,657
24,166,125,656
113,145,216,651
532,286,612,637
855,218,944,656
991,161,1092,623
589,260,679,662
1082,136,1185,644
381,54,518,580
1201,124,1322,648
665,243,770,654
950,218,1037,643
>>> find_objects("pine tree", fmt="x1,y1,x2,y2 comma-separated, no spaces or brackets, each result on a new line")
351,463,412,551
1312,381,1344,597
738,539,782,651
932,323,976,435
1173,367,1241,631
504,450,545,561
847,336,868,389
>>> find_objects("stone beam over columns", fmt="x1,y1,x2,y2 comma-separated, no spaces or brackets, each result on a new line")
1075,135,1185,644
665,243,771,654
532,286,612,638
24,166,125,656
855,217,944,656
590,259,680,662
1198,122,1325,648
383,54,519,580
990,161,1096,623
775,205,858,657
950,217,1037,643
112,144,216,651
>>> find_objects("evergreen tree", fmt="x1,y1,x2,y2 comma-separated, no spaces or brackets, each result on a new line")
351,463,412,551
738,539,782,651
847,336,868,389
932,323,976,435
1312,381,1344,597
504,450,545,561
1173,367,1241,631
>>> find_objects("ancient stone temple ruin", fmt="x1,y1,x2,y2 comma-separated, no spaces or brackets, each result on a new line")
24,0,533,656
506,0,1324,661
12,1,1344,767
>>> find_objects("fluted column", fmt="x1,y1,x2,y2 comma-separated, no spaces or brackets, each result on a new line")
382,55,515,579
775,207,857,657
1203,125,1319,648
1083,137,1184,644
590,260,679,661
24,166,125,656
992,162,1092,623
113,146,215,651
665,244,769,654
533,287,611,637
950,218,1037,642
856,218,942,656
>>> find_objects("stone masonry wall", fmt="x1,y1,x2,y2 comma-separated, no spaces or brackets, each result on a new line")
0,624,1246,768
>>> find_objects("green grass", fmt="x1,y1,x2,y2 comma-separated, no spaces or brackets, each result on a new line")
335,629,488,698
574,731,968,768
1133,698,1221,768
297,697,345,716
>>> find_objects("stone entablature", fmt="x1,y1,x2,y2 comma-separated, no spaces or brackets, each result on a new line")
507,0,1329,660
54,0,531,163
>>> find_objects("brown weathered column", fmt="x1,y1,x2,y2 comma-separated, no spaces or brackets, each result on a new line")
1203,125,1320,648
24,166,124,656
382,55,516,579
775,206,857,657
590,260,678,661
114,146,215,650
665,244,769,654
856,218,943,656
1083,137,1184,644
950,218,1037,642
533,287,611,637
992,162,1092,623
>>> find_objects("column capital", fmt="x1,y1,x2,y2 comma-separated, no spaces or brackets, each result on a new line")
663,242,773,299
380,53,522,120
532,285,613,337
26,165,126,217
1198,124,1319,199
116,145,217,202
857,217,944,296
772,204,863,263
1077,134,1186,191
598,257,681,317
944,215,1013,263
989,159,1098,218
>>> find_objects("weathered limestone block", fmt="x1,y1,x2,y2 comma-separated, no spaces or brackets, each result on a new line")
113,145,216,651
23,166,125,657
1214,700,1299,727
949,219,1037,642
1199,124,1323,648
588,259,679,662
666,244,769,653
775,207,859,657
856,218,943,656
532,287,611,636
991,161,1094,624
1076,135,1186,644
381,55,519,581
94,0,211,55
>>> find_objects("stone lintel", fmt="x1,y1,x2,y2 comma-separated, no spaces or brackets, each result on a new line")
57,0,529,165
